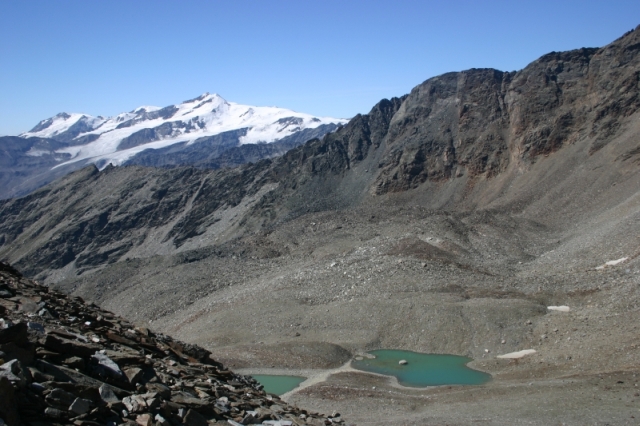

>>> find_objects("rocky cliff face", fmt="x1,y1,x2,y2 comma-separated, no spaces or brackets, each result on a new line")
372,34,638,194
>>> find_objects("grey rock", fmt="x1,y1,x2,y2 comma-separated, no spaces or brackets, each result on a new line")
135,413,152,426
44,407,66,419
68,397,92,415
124,367,144,384
145,382,171,399
123,395,147,413
46,388,77,407
0,360,26,386
99,383,120,403
92,351,125,378
30,382,45,393
26,322,45,334
122,396,137,413
38,308,54,319
154,413,171,426
269,404,284,413
62,356,85,369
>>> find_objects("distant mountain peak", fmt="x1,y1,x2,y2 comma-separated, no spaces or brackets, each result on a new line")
2,93,346,199
19,93,347,170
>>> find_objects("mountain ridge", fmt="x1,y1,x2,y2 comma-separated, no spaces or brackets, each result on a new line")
19,92,347,167
1,26,639,278
0,93,346,200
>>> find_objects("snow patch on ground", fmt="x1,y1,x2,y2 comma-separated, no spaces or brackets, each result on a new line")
595,257,629,270
25,148,50,157
547,306,570,312
497,349,537,359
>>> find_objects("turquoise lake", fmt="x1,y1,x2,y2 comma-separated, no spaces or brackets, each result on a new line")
252,374,306,395
352,349,491,387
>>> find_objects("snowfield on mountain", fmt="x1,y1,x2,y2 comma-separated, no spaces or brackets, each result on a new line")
21,93,347,168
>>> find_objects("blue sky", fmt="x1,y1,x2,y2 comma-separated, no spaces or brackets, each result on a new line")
1,0,639,135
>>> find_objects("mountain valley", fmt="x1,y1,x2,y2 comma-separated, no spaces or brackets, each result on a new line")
1,26,640,425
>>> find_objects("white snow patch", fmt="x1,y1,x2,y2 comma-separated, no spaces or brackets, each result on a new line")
497,349,537,359
595,257,629,270
25,148,50,157
21,113,84,138
547,305,570,312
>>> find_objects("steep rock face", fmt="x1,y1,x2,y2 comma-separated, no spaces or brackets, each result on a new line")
371,27,639,195
374,69,513,193
0,26,639,281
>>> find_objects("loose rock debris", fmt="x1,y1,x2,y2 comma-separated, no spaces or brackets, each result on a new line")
0,262,344,426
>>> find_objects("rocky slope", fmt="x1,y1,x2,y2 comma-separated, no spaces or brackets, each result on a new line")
0,26,639,425
0,262,342,425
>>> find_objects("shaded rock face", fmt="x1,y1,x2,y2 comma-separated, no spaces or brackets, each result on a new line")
123,124,341,170
372,38,638,194
0,136,75,200
0,263,341,425
0,26,640,283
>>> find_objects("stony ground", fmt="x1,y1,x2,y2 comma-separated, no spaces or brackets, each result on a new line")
0,263,343,426
47,199,640,425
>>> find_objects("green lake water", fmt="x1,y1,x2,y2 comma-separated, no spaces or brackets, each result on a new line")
352,349,491,387
252,374,306,395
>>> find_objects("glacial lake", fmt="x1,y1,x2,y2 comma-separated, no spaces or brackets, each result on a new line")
352,349,491,387
252,374,306,395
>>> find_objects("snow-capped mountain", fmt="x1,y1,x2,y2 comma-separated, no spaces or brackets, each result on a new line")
0,93,347,199
21,93,347,169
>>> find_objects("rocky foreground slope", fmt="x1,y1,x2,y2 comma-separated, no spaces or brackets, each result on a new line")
0,263,343,426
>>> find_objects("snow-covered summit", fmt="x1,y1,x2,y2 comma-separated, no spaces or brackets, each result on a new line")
21,93,347,169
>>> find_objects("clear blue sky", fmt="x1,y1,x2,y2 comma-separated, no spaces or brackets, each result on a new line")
1,0,638,135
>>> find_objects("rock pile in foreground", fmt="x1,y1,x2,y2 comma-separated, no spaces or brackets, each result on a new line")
0,263,344,426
